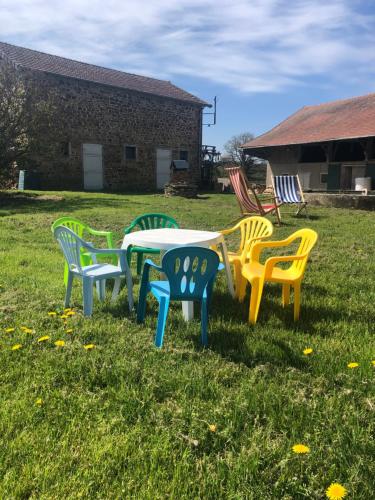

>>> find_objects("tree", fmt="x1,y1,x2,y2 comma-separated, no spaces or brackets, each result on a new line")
0,61,56,186
223,132,266,183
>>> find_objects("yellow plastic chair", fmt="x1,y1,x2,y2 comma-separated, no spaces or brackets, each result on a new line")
219,216,274,296
239,228,318,324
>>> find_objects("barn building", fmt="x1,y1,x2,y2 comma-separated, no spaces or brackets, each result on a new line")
0,41,209,191
242,93,375,191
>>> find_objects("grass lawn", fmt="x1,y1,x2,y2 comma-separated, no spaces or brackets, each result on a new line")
0,190,374,499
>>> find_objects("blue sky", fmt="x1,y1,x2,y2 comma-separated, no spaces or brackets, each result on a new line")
1,0,375,153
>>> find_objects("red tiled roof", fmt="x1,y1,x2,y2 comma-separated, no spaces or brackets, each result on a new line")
243,93,375,149
0,41,208,106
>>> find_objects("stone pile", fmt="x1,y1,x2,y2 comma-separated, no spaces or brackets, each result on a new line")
164,181,198,198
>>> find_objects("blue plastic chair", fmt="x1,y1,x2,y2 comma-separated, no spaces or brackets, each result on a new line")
54,226,134,316
137,247,221,348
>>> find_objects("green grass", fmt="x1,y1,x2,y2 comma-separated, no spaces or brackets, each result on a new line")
0,190,374,499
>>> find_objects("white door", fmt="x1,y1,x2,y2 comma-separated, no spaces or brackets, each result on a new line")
156,148,172,189
83,144,103,190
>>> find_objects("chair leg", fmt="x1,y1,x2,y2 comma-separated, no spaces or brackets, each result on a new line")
201,298,208,346
275,205,282,226
63,262,69,288
248,278,264,324
238,276,247,303
233,261,242,297
97,279,106,301
83,277,94,317
65,272,73,307
137,282,148,323
282,284,290,307
293,282,301,321
155,297,170,348
136,253,143,275
125,267,134,311
111,278,121,302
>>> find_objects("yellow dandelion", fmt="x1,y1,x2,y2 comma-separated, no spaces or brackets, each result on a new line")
35,398,43,406
21,326,33,334
292,443,310,454
38,335,50,342
54,340,65,347
371,360,375,366
326,482,347,500
66,329,73,334
60,314,68,320
347,362,359,369
11,344,22,351
48,311,57,317
5,327,15,333
64,308,72,312
303,348,313,355
83,344,95,350
208,424,217,433
66,311,75,316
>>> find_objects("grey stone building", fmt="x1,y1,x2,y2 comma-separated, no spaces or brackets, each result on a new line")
0,41,209,191
242,93,375,191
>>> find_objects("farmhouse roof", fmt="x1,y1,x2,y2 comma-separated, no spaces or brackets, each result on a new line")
0,41,208,106
242,93,375,149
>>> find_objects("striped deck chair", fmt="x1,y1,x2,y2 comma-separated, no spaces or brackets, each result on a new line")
226,166,282,225
272,175,308,218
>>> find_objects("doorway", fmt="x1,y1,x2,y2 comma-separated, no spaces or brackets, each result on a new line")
83,144,103,190
156,148,172,189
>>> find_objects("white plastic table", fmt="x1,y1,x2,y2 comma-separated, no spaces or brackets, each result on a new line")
122,228,234,321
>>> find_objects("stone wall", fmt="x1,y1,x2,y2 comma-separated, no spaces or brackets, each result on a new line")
18,68,203,191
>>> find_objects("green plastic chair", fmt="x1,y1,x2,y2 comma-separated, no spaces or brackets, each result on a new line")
124,213,179,275
51,217,116,286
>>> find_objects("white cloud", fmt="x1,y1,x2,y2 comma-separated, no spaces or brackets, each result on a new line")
0,0,374,93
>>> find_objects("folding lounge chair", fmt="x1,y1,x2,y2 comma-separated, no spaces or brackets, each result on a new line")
272,175,308,218
226,166,282,225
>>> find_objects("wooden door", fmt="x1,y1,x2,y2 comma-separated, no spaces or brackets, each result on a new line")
83,144,103,191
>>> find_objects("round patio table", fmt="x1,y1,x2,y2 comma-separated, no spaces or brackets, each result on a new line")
122,228,235,321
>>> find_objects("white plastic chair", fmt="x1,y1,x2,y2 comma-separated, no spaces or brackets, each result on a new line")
54,226,134,316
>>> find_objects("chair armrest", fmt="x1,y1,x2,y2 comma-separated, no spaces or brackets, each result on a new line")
143,258,163,274
264,254,306,277
250,234,299,262
87,227,112,237
124,222,137,235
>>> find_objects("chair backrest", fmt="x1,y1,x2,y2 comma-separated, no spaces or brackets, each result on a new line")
273,175,302,203
238,216,274,261
289,228,318,276
54,226,86,273
131,213,179,232
226,166,262,213
51,217,87,238
162,247,220,300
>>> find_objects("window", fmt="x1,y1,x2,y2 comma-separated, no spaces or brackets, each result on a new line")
320,173,328,183
125,145,137,160
61,141,71,157
179,150,188,161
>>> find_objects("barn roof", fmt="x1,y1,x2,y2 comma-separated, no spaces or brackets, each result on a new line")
242,93,375,149
0,41,208,106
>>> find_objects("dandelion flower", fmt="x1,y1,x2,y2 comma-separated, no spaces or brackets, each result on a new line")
326,482,347,500
35,398,43,406
60,314,68,320
303,348,313,355
48,312,57,317
38,336,50,342
5,327,15,333
347,362,359,369
66,311,75,316
292,444,310,454
371,360,375,366
64,308,72,313
66,329,73,334
208,424,217,433
83,344,95,350
21,327,33,334
11,344,22,351
54,340,65,347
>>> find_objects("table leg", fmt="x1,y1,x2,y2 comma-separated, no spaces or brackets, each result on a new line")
218,240,235,298
182,301,194,321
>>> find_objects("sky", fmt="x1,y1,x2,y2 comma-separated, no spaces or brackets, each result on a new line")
1,0,375,153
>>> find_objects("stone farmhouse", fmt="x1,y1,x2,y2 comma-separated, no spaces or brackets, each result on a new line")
242,93,375,191
0,41,209,191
